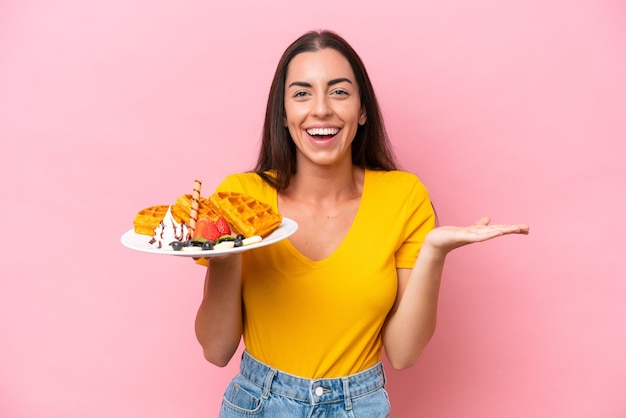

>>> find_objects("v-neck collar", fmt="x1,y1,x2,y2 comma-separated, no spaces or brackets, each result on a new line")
276,169,369,266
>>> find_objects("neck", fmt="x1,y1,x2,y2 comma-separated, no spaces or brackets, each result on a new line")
284,161,363,204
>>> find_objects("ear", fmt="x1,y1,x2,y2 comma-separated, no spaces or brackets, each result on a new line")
283,113,288,127
359,108,367,125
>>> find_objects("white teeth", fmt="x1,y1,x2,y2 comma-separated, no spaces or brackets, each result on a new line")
307,128,339,136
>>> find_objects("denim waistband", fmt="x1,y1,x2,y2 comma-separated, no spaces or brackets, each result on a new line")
238,351,386,406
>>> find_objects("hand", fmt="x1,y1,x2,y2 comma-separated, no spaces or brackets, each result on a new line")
424,216,529,255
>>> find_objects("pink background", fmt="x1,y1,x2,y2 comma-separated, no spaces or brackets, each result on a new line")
1,0,625,417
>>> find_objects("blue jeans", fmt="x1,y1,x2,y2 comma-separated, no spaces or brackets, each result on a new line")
219,351,391,417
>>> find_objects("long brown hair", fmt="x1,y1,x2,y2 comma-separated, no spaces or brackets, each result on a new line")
254,30,397,190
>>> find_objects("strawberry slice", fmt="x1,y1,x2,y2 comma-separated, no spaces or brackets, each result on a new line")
194,217,222,242
215,216,232,236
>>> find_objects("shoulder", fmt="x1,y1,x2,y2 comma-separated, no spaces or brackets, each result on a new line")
216,172,266,191
365,169,429,196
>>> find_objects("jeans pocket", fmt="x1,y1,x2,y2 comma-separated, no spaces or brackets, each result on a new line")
220,375,265,416
350,387,391,418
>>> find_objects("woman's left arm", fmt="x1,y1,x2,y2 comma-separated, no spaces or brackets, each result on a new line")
382,216,529,370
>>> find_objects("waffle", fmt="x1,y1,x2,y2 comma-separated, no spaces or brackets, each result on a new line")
208,191,282,237
171,194,216,224
133,205,170,236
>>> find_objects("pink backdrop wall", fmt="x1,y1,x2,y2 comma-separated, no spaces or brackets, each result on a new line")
1,0,625,417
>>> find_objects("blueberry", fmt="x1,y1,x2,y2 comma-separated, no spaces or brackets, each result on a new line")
234,238,243,247
236,234,245,240
202,241,214,251
170,241,183,251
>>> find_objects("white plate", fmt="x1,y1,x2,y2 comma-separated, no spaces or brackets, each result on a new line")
121,217,298,257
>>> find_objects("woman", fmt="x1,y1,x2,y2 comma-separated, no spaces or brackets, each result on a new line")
195,30,529,417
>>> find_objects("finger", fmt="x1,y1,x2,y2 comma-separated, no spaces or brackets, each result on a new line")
473,216,491,226
485,224,530,235
471,225,528,242
510,224,530,234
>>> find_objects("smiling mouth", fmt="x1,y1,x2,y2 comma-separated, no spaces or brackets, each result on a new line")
306,127,339,139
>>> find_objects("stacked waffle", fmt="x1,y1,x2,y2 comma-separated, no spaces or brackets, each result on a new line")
133,186,282,240
208,191,282,238
133,205,170,236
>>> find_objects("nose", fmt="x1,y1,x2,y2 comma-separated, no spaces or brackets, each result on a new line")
312,95,332,117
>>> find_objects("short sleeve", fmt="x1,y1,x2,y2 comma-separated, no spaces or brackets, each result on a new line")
394,179,436,269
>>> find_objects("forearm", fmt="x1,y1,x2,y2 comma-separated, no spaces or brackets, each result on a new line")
194,255,243,367
382,217,529,369
382,244,446,370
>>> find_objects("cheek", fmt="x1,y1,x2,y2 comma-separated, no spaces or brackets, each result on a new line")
285,123,301,141
283,107,305,128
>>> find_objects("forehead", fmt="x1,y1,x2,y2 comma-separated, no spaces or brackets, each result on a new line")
285,48,356,83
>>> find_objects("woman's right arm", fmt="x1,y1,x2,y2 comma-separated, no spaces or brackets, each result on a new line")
194,254,243,367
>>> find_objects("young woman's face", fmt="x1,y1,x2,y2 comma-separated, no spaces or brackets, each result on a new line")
283,48,366,169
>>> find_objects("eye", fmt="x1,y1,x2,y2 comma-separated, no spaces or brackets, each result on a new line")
293,90,310,98
331,89,349,97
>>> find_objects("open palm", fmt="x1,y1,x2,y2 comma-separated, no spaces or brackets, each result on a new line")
425,216,530,254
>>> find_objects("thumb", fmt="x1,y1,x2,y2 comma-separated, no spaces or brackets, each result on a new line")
474,216,491,226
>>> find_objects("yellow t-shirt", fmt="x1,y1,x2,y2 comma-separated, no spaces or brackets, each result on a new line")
214,169,435,378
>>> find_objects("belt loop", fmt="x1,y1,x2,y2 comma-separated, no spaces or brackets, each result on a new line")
262,367,277,400
342,377,352,411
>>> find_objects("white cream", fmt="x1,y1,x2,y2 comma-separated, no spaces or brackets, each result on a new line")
150,206,189,249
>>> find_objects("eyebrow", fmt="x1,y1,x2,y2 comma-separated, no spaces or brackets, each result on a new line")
287,77,354,88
